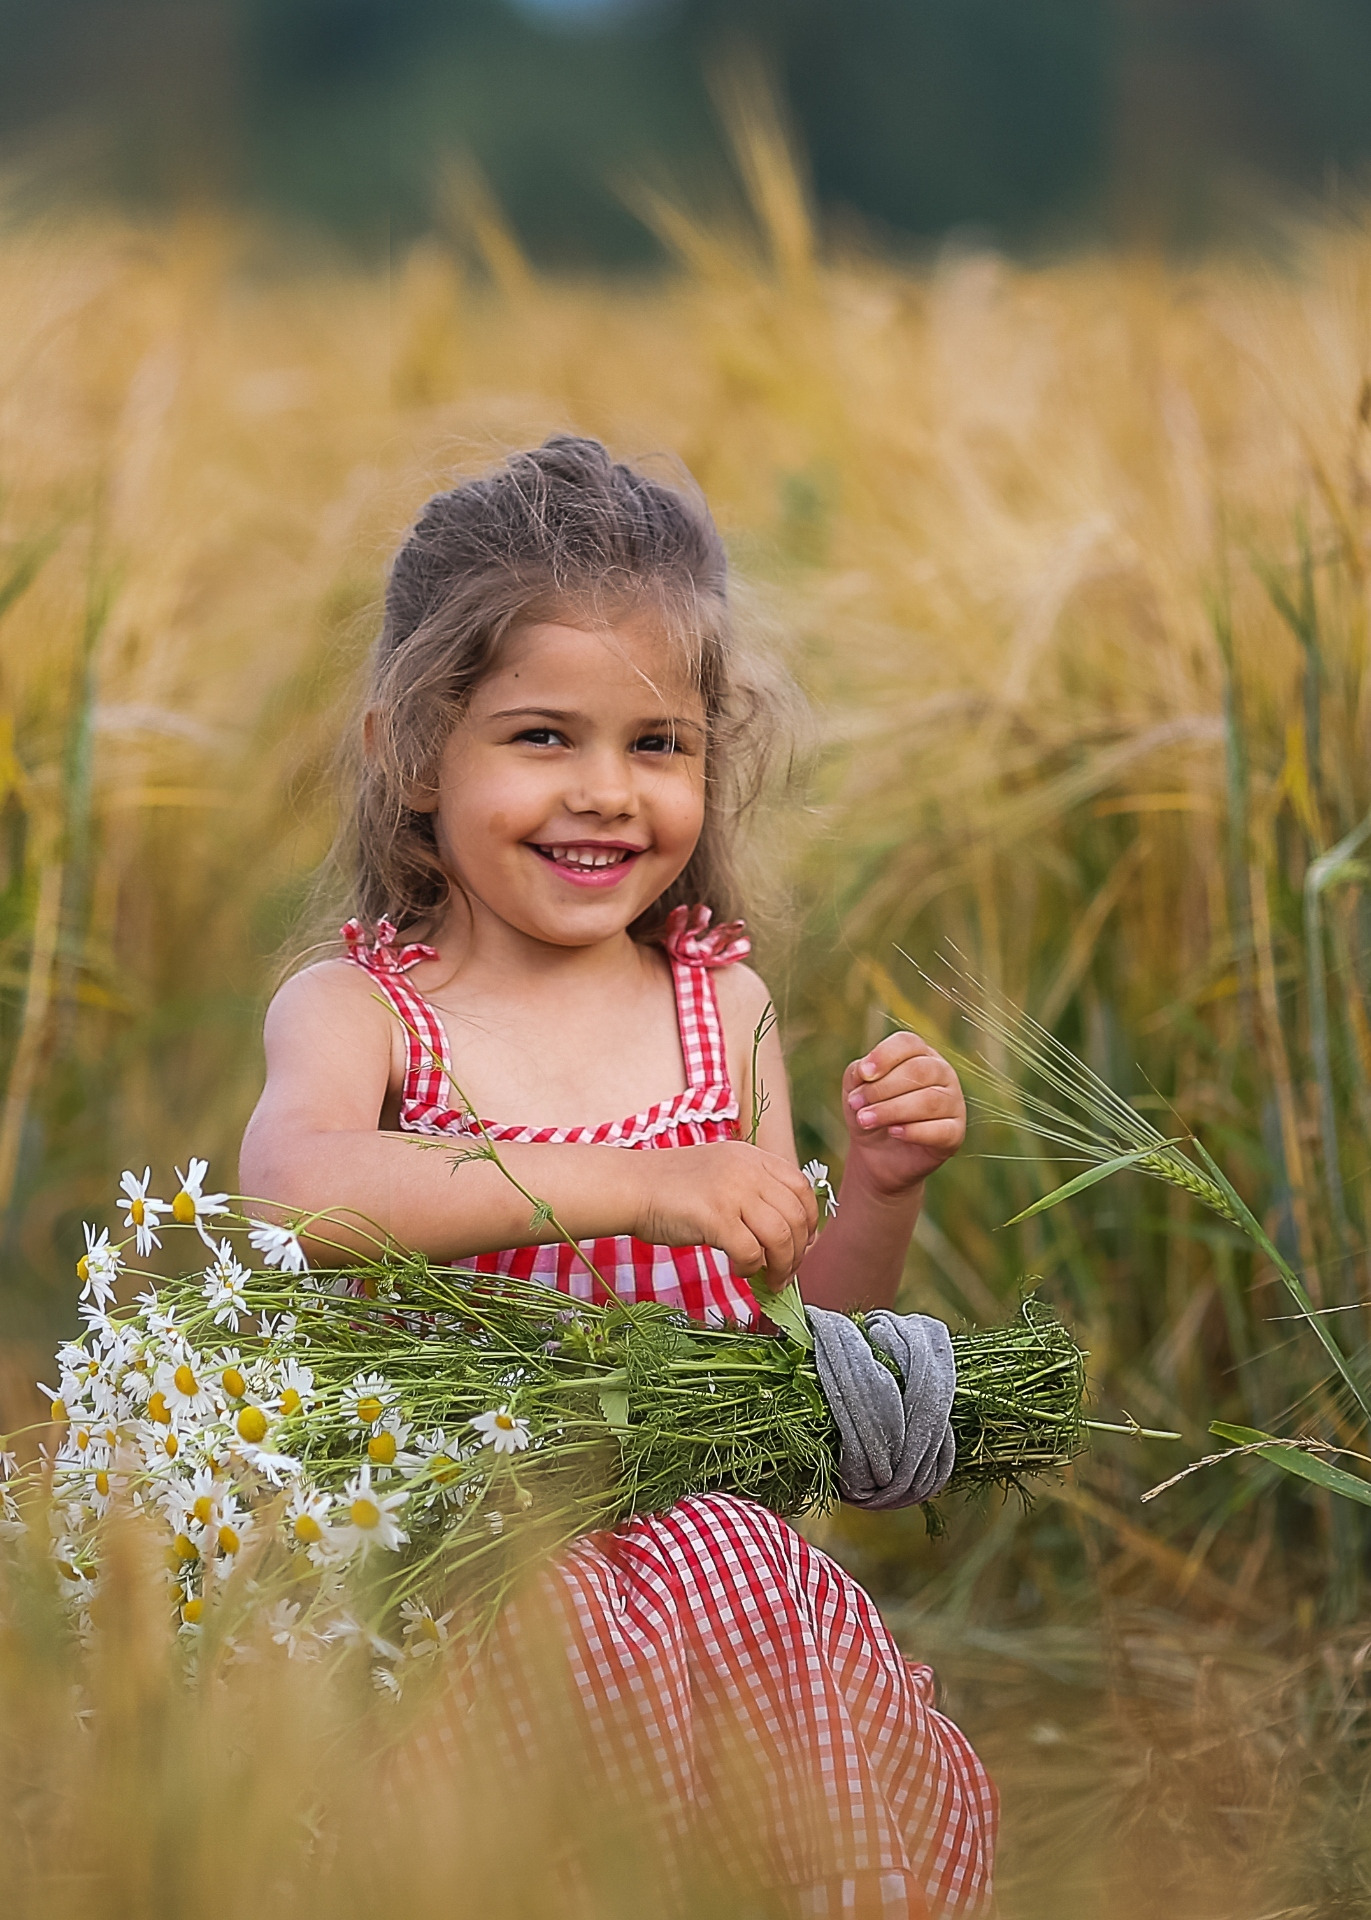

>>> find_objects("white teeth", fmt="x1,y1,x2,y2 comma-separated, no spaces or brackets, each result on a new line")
543,847,630,869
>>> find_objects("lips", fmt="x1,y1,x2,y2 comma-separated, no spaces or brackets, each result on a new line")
528,841,646,888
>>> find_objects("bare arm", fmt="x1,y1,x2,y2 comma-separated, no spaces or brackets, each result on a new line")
795,1032,966,1312
238,964,816,1283
730,977,964,1314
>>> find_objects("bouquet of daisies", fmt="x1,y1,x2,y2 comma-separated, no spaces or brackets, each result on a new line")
9,1158,1094,1680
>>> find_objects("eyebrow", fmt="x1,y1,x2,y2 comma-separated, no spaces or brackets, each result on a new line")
488,706,704,733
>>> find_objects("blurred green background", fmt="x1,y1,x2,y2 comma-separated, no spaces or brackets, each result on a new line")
3,0,1371,259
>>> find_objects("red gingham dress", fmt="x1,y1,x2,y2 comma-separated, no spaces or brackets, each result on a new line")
347,918,996,1918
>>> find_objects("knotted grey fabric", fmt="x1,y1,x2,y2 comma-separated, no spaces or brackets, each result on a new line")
806,1306,957,1509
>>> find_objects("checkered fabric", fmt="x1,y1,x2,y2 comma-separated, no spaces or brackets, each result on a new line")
346,921,997,1916
404,1494,997,1918
344,917,759,1326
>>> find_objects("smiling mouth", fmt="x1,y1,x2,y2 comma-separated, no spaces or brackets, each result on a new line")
530,844,643,872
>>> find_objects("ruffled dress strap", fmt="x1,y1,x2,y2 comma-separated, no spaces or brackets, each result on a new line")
660,906,748,1097
342,918,458,1121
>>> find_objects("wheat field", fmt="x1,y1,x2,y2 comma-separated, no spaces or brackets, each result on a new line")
2,120,1371,1915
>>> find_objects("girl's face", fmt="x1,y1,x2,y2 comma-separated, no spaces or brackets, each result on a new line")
424,619,708,951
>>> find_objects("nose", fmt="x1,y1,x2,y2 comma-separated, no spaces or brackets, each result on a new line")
567,744,637,820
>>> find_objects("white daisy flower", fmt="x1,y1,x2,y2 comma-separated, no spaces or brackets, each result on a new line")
332,1464,408,1558
470,1407,532,1455
0,1488,24,1538
170,1159,230,1246
76,1225,121,1310
238,1441,302,1487
246,1222,309,1275
284,1484,339,1564
372,1664,401,1698
140,1423,185,1470
262,1599,317,1661
213,1349,250,1402
415,1429,478,1505
317,1612,402,1660
365,1412,416,1478
202,1243,251,1330
38,1375,85,1425
399,1598,454,1658
341,1372,396,1430
134,1289,181,1340
160,1466,220,1533
274,1357,315,1418
77,1299,118,1342
210,1492,254,1559
118,1169,167,1258
58,1421,110,1470
801,1159,839,1218
259,1310,300,1344
154,1353,217,1423
52,1542,95,1599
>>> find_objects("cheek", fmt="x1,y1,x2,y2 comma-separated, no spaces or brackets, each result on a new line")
657,776,705,851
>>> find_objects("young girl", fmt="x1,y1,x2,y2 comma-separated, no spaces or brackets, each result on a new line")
240,436,996,1917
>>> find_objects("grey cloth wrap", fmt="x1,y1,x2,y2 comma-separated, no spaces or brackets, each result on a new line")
806,1306,957,1509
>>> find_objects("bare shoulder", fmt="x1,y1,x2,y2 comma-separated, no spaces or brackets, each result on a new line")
710,960,776,1041
264,959,396,1049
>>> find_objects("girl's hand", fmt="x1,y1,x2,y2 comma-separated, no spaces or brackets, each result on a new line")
634,1142,819,1286
843,1032,966,1198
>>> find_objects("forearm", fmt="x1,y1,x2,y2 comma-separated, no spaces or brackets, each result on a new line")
239,1123,650,1263
795,1161,925,1313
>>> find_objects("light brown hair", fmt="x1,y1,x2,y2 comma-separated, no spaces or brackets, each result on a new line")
338,435,796,945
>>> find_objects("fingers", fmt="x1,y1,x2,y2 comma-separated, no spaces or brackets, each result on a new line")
846,1034,965,1140
737,1204,797,1283
693,1145,817,1283
746,1158,817,1281
847,1031,938,1087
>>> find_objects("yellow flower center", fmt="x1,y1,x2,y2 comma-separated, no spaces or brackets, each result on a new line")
76,1429,90,1452
367,1431,397,1466
94,1470,110,1497
494,1413,514,1431
76,1254,89,1282
280,1387,302,1417
130,1198,145,1226
360,1277,378,1301
49,1399,65,1423
85,1361,99,1379
173,1364,198,1398
192,1495,214,1526
56,1560,79,1582
221,1367,246,1400
164,1433,179,1459
173,1532,198,1563
181,1598,203,1624
292,1513,323,1545
349,1497,381,1531
147,1391,170,1424
172,1190,197,1224
356,1395,382,1425
418,1615,441,1643
236,1406,268,1444
428,1453,458,1484
217,1524,240,1555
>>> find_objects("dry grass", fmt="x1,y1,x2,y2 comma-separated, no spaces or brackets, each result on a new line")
3,107,1371,1912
